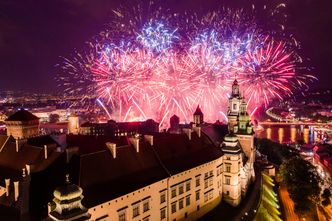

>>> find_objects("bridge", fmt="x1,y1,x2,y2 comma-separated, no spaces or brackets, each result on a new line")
259,121,332,127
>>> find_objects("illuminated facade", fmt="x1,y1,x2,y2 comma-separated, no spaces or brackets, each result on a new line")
5,108,40,139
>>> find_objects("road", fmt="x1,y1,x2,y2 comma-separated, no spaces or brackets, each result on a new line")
199,169,262,221
278,184,299,221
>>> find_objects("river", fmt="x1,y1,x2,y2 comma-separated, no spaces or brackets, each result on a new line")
255,125,315,144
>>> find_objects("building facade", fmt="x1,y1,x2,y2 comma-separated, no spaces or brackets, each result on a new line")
5,109,40,139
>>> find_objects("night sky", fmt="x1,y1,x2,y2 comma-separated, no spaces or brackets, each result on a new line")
0,0,331,93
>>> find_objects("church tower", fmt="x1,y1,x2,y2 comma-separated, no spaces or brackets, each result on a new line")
227,80,241,132
227,80,254,158
193,105,203,126
226,80,255,183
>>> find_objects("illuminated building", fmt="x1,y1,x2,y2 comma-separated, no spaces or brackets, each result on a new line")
68,113,80,135
5,108,40,139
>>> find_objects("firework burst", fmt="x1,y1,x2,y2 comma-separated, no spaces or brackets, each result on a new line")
57,1,316,126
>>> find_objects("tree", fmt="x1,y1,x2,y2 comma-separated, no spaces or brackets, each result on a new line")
322,188,331,199
321,188,331,207
279,156,322,214
322,198,331,207
49,114,60,123
255,138,298,166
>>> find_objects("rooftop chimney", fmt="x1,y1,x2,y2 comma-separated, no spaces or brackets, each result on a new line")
14,181,19,201
193,126,201,138
129,137,140,153
144,135,154,146
25,164,31,175
15,138,19,152
5,178,10,197
183,128,192,140
44,145,48,159
106,142,116,158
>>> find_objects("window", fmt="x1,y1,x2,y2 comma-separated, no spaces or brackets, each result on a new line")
186,195,190,206
143,200,150,212
204,192,208,202
204,172,208,178
132,204,139,218
233,103,237,110
160,191,166,204
225,177,230,185
196,191,200,201
118,211,126,221
96,215,109,221
171,202,177,213
179,184,184,195
204,190,213,203
171,187,176,198
186,181,191,191
179,198,184,209
226,156,231,160
160,208,166,220
143,216,150,221
209,171,213,176
226,165,231,173
195,176,200,187
204,179,208,189
209,177,213,187
209,190,213,200
226,191,229,195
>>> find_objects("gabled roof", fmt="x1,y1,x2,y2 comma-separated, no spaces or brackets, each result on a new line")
5,109,39,122
194,105,203,115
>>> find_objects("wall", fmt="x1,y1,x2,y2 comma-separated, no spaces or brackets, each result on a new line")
88,157,224,221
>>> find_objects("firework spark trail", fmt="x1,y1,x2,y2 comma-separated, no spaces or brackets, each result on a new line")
58,2,316,125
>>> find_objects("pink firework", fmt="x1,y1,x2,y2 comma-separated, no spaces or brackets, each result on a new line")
237,37,297,108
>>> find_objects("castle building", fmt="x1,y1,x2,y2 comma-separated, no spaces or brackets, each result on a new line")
5,108,40,139
0,82,256,221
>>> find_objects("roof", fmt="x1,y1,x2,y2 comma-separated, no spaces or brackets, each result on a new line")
201,124,229,147
76,138,169,207
194,105,203,115
221,133,242,154
170,115,179,120
66,135,128,154
0,137,62,177
26,135,60,148
5,109,39,122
